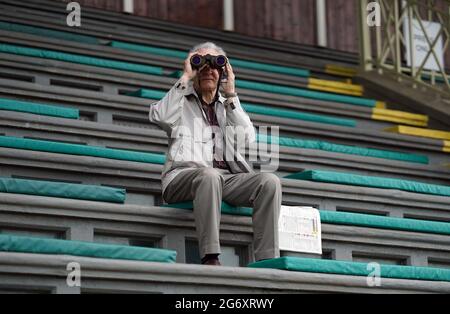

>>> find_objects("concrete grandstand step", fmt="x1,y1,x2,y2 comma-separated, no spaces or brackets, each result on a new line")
0,12,352,83
0,114,448,188
1,111,449,187
165,201,450,236
0,76,434,156
0,83,442,159
0,141,449,220
0,63,399,128
0,30,400,126
0,143,449,207
0,39,376,109
0,193,449,268
0,27,324,91
1,21,345,85
2,252,448,293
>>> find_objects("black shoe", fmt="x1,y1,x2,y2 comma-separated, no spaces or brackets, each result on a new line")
201,254,221,266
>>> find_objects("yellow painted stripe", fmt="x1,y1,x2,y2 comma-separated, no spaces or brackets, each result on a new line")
373,108,428,121
385,125,450,140
325,65,357,77
444,141,450,152
308,84,363,96
375,101,387,109
308,78,363,93
372,115,428,127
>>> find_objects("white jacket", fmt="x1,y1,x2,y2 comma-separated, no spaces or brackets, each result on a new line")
149,78,256,199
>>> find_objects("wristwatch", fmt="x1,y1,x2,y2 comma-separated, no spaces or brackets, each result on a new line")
225,97,236,110
224,92,237,110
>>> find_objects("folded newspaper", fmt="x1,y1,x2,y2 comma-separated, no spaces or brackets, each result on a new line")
278,206,322,254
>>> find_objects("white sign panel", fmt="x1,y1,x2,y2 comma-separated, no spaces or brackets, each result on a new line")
278,206,322,254
404,18,444,71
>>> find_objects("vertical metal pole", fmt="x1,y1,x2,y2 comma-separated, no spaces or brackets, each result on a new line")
223,0,235,31
408,0,416,78
359,0,373,71
394,0,402,74
316,0,328,47
375,0,382,70
123,0,134,14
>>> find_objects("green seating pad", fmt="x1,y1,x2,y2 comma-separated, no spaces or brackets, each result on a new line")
165,202,450,236
0,234,176,263
0,21,99,44
236,80,377,107
257,134,428,164
285,170,450,197
320,211,450,236
248,257,450,282
131,88,356,127
242,103,356,127
0,43,163,76
0,177,126,203
163,201,252,217
0,136,165,164
0,98,79,119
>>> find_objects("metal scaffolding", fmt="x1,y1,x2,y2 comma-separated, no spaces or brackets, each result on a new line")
358,0,450,94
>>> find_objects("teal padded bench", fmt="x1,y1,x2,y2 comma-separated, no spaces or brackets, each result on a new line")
128,89,429,164
0,234,176,263
0,136,166,164
108,41,310,78
242,103,356,127
248,257,450,282
256,134,428,164
147,73,377,108
235,79,377,108
0,43,163,76
0,22,311,78
128,88,357,127
1,134,427,167
131,88,428,164
0,98,79,119
133,88,428,164
164,202,450,236
0,177,126,203
163,201,253,217
285,170,450,197
0,21,99,45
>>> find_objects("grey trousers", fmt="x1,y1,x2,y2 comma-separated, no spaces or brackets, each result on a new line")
163,167,282,261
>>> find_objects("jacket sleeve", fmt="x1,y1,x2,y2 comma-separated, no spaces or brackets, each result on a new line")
225,96,256,146
149,78,190,133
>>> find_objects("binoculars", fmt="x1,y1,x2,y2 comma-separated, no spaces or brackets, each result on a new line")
190,54,227,69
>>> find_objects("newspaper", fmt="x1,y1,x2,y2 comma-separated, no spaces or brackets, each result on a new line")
278,206,322,254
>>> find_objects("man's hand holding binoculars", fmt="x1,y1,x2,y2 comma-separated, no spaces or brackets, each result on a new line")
180,52,198,83
180,52,236,96
222,61,236,96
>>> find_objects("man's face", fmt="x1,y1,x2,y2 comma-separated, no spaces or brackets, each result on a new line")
195,48,221,92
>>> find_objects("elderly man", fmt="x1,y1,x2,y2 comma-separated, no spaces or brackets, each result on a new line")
149,42,281,266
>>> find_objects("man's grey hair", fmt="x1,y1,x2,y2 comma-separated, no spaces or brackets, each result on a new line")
190,42,227,56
